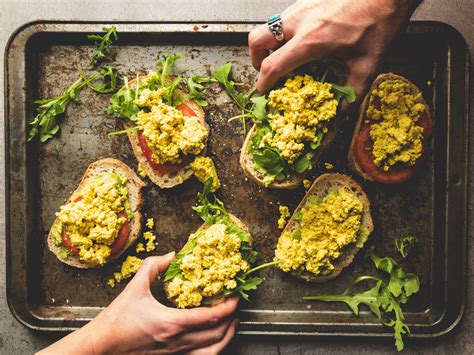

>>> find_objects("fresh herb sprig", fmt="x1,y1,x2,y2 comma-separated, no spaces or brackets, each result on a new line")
304,247,420,351
88,26,118,66
395,236,418,258
187,76,217,106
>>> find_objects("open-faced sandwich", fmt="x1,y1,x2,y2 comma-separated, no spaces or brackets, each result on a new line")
274,173,373,282
348,73,433,183
108,54,215,189
239,66,355,189
163,181,261,308
48,158,145,268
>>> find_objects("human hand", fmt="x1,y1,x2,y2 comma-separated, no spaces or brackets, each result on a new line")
249,0,421,97
39,253,239,354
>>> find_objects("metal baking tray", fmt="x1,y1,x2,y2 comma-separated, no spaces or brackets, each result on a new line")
5,21,469,337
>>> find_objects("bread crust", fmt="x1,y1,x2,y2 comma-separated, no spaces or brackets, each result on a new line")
47,158,146,268
279,173,373,282
125,75,209,189
348,73,432,182
163,214,250,307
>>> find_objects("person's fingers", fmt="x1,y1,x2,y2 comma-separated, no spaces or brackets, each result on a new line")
248,23,285,71
172,297,239,330
186,318,239,355
168,318,234,353
130,252,175,290
255,35,324,93
345,56,381,103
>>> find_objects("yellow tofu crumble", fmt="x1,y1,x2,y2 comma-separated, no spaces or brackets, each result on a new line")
135,242,145,253
303,179,312,190
190,156,221,190
113,256,143,283
143,231,157,252
277,205,290,230
135,88,208,164
367,79,426,171
166,223,249,308
324,162,334,170
262,75,338,164
137,163,147,178
274,188,363,275
146,218,154,229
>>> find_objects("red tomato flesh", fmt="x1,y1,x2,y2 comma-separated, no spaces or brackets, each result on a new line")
61,229,79,255
109,211,130,257
136,102,198,175
354,102,432,184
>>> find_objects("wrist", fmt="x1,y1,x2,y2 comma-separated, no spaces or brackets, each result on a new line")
368,0,422,17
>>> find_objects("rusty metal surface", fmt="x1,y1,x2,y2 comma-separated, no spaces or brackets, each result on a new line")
5,22,468,336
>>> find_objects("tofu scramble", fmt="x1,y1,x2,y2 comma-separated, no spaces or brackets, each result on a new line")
274,188,364,275
261,75,338,164
166,223,250,308
135,84,208,164
109,256,144,286
367,79,426,171
190,156,221,190
277,205,290,229
54,170,131,266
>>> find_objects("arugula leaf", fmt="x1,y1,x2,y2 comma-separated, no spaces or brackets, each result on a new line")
29,73,101,142
156,53,182,87
305,249,420,351
107,77,140,120
85,65,119,94
292,154,312,174
212,63,251,109
395,235,418,258
232,276,263,302
331,83,356,103
58,247,70,259
250,96,268,123
88,26,118,66
310,132,324,150
187,76,216,106
164,260,182,282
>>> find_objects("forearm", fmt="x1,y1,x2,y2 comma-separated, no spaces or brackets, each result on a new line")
37,322,98,355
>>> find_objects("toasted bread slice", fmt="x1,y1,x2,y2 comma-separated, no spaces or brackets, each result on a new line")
125,75,209,189
348,73,432,182
47,158,146,268
279,173,373,282
240,118,339,189
163,214,250,307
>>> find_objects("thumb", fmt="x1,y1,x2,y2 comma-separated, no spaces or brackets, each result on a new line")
345,56,380,105
131,252,176,288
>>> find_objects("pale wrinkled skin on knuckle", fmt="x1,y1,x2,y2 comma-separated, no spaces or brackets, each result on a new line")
259,57,277,78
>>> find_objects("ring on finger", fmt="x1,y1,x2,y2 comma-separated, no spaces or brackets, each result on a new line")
267,14,285,42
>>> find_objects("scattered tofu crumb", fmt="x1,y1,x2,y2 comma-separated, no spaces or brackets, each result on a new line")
427,80,432,86
113,256,144,283
277,205,290,230
144,231,157,252
107,279,115,288
135,242,145,253
146,218,154,229
138,163,147,178
324,162,334,170
303,179,311,190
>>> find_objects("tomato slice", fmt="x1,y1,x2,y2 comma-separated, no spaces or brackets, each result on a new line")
61,229,79,255
73,195,83,203
137,131,185,174
109,211,130,258
136,102,198,175
354,108,432,184
177,103,197,117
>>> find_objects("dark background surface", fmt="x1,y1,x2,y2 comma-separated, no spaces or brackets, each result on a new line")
1,1,472,353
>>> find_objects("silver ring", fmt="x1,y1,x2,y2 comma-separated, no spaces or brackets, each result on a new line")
267,14,285,42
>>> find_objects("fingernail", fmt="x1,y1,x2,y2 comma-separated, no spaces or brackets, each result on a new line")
165,251,175,257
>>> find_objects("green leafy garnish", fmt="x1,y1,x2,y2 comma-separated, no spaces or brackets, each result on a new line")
331,83,356,103
87,26,118,66
51,223,63,246
187,76,217,106
83,65,119,94
58,247,70,259
28,72,104,142
304,248,420,351
395,236,418,258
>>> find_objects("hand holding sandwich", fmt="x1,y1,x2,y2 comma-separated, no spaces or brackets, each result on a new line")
38,253,239,354
249,0,421,96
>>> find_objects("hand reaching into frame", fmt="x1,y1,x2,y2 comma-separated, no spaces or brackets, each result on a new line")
249,0,421,98
38,253,239,354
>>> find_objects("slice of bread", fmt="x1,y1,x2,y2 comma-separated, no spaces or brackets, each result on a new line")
47,158,146,268
239,76,345,189
348,73,432,182
125,75,209,189
163,214,251,307
279,173,373,282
